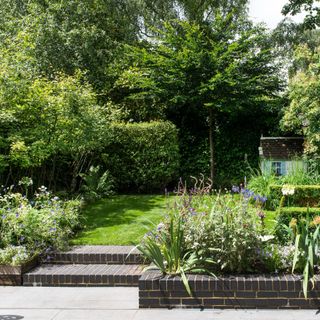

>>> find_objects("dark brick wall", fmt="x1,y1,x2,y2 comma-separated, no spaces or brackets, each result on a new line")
139,271,320,309
0,257,38,285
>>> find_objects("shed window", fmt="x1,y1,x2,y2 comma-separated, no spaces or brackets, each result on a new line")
272,161,286,176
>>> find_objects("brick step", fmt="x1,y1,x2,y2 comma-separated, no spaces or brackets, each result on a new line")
23,264,144,287
49,245,144,265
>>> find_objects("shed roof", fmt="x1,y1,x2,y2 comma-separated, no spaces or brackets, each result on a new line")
259,137,304,160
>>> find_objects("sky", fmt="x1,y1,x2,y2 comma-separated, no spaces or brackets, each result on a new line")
249,0,306,29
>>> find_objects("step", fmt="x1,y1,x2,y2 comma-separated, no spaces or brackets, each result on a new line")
49,246,144,265
23,264,144,287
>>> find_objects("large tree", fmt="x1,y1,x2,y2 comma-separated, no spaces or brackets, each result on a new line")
282,44,320,156
282,0,320,29
113,18,282,182
0,0,141,94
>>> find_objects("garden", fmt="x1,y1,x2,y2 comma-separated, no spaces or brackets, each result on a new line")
0,0,320,309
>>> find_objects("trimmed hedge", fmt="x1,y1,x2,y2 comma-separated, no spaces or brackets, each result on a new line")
269,185,320,209
102,121,180,192
276,206,320,242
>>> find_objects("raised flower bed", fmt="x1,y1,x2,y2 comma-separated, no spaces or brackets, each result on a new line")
136,179,320,310
0,256,38,285
139,271,320,309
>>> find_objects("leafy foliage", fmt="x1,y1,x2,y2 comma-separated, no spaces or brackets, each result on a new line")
113,18,283,183
287,215,320,298
282,45,320,156
79,166,114,202
0,183,81,264
138,213,215,295
103,121,180,192
282,0,320,29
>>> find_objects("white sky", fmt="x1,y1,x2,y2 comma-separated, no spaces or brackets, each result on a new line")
249,0,306,29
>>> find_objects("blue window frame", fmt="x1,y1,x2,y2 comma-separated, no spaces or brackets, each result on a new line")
271,161,286,176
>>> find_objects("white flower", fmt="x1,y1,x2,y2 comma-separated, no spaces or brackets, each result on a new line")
259,235,275,242
282,185,295,196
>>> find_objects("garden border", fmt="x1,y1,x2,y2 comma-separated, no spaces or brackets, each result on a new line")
139,271,320,309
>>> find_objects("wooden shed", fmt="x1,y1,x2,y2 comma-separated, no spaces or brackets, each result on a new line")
259,137,306,176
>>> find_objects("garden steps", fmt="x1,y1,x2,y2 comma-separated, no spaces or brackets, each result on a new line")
49,245,144,265
23,246,146,287
23,263,144,287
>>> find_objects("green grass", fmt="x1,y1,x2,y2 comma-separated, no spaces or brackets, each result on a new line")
71,194,279,245
71,195,168,245
264,210,277,231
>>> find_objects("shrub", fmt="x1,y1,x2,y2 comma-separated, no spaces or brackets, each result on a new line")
247,165,320,209
79,166,114,202
140,180,269,276
0,245,32,266
288,215,320,298
183,192,264,273
103,121,180,192
276,207,320,243
270,185,320,208
0,183,81,264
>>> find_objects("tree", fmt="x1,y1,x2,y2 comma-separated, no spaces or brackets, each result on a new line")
139,0,248,32
113,19,282,182
282,45,320,156
282,0,320,29
0,0,141,94
0,38,110,190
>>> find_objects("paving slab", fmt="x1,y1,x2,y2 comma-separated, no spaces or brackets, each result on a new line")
0,287,319,320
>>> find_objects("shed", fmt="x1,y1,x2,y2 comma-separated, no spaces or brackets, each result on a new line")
259,137,306,176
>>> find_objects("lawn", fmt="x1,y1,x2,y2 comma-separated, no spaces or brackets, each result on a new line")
71,195,168,245
71,194,278,245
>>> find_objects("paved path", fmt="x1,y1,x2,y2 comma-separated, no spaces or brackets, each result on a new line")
0,286,319,320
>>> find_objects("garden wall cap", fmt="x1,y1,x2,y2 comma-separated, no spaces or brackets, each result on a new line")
259,137,304,160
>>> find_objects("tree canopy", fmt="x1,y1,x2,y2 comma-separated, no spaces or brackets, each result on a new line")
113,18,283,180
282,44,320,156
282,0,320,29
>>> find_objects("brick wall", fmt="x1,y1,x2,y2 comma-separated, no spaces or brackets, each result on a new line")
139,271,320,309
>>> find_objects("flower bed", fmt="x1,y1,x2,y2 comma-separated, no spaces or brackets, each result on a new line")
137,178,320,306
0,255,38,285
139,271,320,309
0,178,82,275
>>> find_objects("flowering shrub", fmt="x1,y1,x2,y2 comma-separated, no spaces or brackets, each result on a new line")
0,245,32,266
183,189,268,273
137,178,320,298
139,180,283,280
0,181,81,265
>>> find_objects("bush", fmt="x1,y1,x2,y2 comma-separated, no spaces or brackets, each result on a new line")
79,166,114,202
275,207,320,242
103,121,180,192
140,180,272,275
270,185,320,208
0,183,82,264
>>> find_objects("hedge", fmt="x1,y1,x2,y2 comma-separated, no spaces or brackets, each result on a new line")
102,121,180,192
269,185,320,209
276,206,320,242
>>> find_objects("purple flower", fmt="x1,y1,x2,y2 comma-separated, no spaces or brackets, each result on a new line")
157,223,165,231
1,214,6,219
232,185,240,193
15,213,19,218
260,196,267,203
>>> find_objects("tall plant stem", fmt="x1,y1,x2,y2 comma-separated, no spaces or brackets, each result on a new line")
209,108,215,183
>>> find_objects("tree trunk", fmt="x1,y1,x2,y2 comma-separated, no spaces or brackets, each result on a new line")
209,108,215,183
